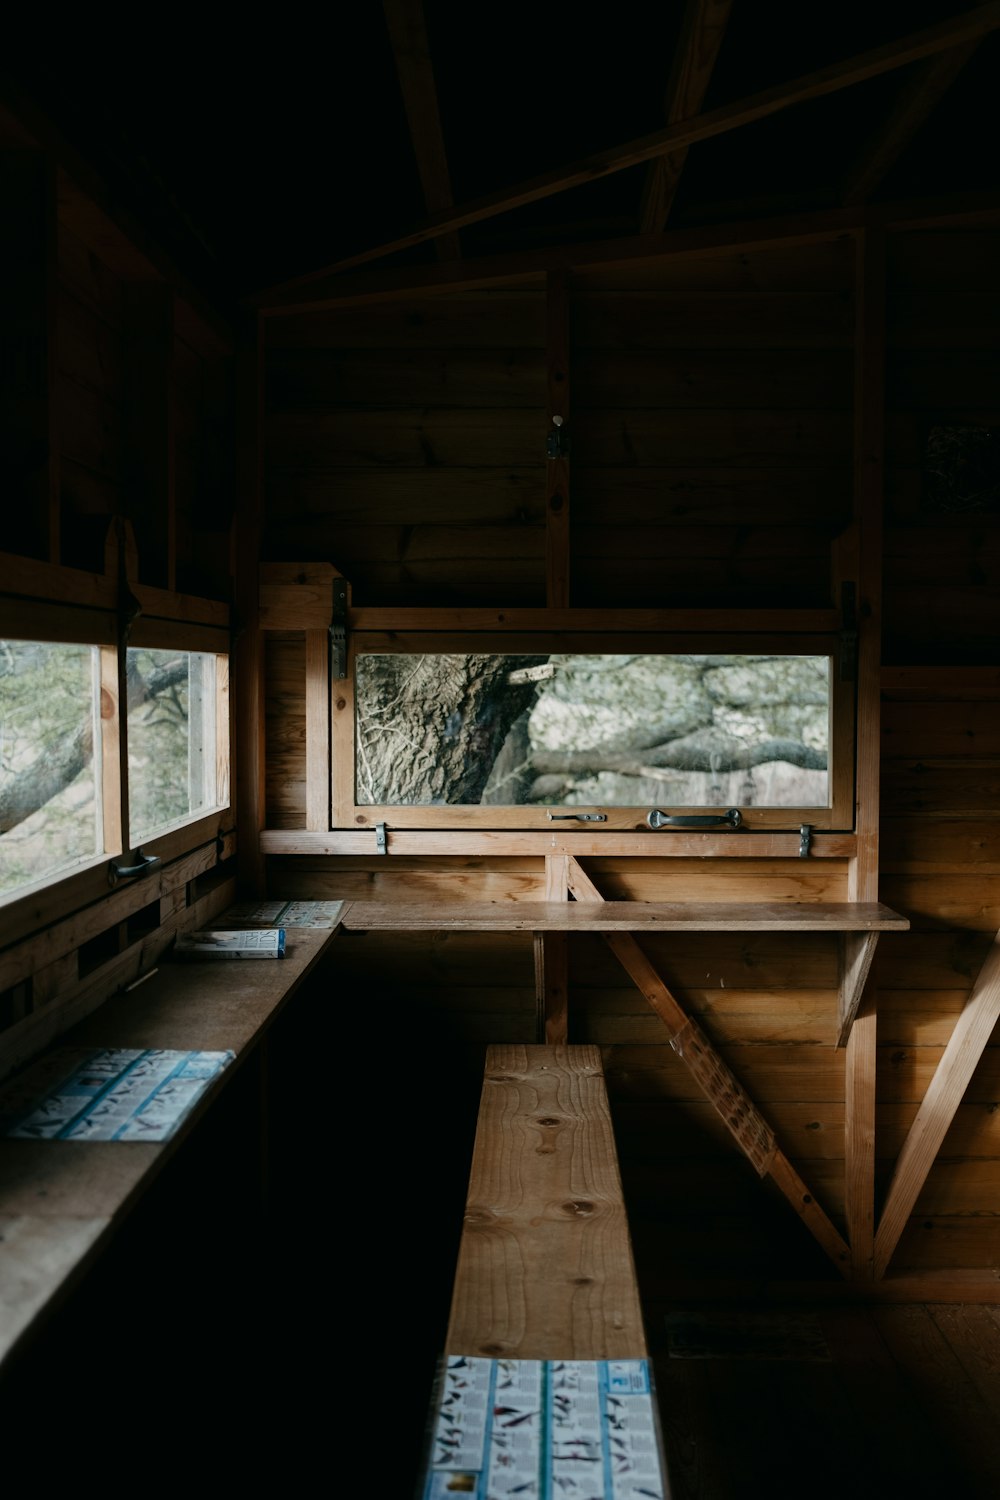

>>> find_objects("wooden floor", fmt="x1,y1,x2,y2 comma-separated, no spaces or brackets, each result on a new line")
645,1296,1000,1500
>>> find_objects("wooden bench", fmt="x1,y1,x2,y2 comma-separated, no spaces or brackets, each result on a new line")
418,1043,672,1497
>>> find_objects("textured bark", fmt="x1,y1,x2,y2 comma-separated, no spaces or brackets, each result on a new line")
356,654,547,804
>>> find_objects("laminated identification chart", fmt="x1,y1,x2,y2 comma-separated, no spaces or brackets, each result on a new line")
422,1355,666,1499
220,899,345,928
0,1047,234,1141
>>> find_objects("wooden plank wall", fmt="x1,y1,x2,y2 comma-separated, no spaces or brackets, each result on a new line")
0,167,239,1064
261,229,1000,1285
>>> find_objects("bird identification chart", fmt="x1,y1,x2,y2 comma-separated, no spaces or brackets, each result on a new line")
422,1354,666,1499
219,899,345,928
0,1047,234,1141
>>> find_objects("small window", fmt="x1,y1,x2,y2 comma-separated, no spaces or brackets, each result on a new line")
126,647,229,845
0,639,105,902
338,635,854,832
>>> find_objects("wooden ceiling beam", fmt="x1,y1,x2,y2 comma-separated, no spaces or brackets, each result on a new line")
639,0,733,235
252,3,1000,298
382,0,461,260
258,188,1000,314
841,41,982,205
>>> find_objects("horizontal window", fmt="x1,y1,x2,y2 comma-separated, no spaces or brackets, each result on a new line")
339,635,855,832
1,636,230,912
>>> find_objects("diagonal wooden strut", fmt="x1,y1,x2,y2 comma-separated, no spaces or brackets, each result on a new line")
564,857,850,1275
874,928,1000,1279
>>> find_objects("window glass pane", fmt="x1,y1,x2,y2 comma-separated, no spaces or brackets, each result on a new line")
127,648,221,844
355,653,830,808
0,640,103,900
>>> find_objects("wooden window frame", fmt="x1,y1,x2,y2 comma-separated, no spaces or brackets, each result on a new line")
0,561,232,945
333,630,856,835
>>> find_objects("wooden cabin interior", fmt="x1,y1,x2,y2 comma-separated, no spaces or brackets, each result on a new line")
2,4,1000,1493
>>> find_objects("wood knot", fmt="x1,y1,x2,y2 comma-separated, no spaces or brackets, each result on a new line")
479,1342,506,1355
536,1117,561,1127
563,1200,594,1216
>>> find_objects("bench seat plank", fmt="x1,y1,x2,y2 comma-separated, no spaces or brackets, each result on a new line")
446,1043,648,1361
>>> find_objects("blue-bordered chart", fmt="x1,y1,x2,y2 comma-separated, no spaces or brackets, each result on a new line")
0,1047,234,1142
422,1355,667,1499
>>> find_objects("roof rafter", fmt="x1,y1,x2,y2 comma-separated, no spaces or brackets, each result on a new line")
840,40,982,205
252,2,1000,301
382,0,461,260
639,0,733,235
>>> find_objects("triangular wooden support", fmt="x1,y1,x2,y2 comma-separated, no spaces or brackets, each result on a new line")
874,927,1000,1278
564,856,851,1276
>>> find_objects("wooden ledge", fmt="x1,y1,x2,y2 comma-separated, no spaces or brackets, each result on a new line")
339,899,909,933
0,917,342,1373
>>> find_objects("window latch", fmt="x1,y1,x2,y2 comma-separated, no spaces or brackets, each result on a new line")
108,850,160,887
647,808,742,830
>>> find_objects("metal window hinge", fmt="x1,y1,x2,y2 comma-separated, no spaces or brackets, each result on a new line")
840,581,858,681
375,822,387,854
546,415,570,459
330,577,348,679
799,823,813,858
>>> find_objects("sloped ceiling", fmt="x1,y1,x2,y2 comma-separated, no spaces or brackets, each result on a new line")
3,0,998,311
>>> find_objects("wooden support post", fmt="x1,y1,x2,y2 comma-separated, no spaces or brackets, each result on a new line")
846,993,877,1279
234,317,266,895
305,629,330,831
0,151,58,563
844,226,886,1277
875,930,1000,1279
565,857,850,1275
123,282,176,591
545,269,570,608
534,854,569,1043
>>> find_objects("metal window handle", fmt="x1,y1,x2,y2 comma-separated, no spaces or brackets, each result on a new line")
547,811,607,823
108,850,161,887
647,808,742,830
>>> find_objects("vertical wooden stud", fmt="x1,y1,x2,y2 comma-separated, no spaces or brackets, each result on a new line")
545,270,571,608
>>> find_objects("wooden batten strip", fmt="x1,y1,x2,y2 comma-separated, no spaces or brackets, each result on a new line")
536,854,569,1043
261,828,857,857
565,856,851,1274
845,995,877,1279
844,226,886,1279
874,929,1000,1280
234,321,266,894
304,629,330,831
545,269,571,608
